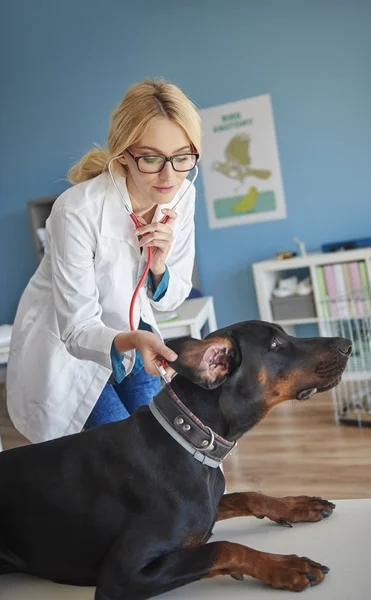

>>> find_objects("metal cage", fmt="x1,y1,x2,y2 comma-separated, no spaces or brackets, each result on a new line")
319,294,371,427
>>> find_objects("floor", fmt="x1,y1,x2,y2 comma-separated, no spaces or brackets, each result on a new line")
223,392,371,499
1,384,371,499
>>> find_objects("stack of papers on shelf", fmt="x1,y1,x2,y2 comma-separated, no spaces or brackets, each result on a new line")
0,324,12,364
0,325,12,346
153,310,179,324
37,227,46,248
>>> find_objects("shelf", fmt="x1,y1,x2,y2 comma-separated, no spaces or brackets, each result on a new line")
342,371,371,383
253,248,371,273
319,314,371,323
252,249,371,329
276,317,319,326
275,314,371,327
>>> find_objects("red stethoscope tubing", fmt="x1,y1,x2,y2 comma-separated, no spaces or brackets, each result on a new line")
128,212,169,332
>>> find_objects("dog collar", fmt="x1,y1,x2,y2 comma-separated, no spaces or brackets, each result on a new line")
149,383,237,469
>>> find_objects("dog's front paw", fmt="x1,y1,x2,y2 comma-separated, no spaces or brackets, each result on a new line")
262,495,335,525
257,553,330,591
212,542,329,591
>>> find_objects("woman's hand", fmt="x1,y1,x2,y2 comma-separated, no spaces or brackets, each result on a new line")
134,209,177,277
114,330,177,378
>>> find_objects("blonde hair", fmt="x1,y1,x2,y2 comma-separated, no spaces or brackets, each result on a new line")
68,79,201,185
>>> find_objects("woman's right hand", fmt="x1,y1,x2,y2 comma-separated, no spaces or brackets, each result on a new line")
114,330,177,378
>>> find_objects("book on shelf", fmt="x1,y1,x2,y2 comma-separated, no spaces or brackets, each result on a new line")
341,263,353,298
358,261,371,314
333,263,349,318
322,264,339,317
348,262,364,317
315,266,330,317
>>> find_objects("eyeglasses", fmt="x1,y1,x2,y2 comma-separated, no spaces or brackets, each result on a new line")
126,149,199,174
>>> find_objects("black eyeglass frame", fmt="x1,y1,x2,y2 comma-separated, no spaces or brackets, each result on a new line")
126,148,199,173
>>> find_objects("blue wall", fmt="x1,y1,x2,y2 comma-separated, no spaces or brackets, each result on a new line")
1,0,370,327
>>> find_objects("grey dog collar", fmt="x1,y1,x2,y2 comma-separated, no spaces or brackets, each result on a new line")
149,384,237,469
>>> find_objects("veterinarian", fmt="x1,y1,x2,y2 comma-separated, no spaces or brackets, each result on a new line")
6,79,201,443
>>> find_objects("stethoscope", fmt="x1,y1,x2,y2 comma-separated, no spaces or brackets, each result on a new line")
108,156,199,332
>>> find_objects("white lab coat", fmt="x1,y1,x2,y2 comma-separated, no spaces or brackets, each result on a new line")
6,172,195,443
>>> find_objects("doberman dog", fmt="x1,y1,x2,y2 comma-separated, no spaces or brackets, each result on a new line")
0,321,351,598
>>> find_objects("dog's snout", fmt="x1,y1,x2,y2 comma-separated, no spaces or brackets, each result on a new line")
335,338,352,357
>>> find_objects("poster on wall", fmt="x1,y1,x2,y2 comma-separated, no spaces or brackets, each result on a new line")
199,94,286,229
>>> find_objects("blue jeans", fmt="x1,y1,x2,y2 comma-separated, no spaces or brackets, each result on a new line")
85,368,161,429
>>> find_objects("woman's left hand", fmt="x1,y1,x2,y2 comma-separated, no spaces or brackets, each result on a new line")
135,209,177,276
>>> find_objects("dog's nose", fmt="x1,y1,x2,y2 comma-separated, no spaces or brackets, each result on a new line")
335,338,353,356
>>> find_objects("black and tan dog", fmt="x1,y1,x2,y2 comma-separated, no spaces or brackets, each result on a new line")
0,321,351,598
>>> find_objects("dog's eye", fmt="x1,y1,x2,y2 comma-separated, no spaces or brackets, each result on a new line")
271,338,280,349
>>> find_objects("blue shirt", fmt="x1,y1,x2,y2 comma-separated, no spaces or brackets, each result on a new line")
110,267,169,383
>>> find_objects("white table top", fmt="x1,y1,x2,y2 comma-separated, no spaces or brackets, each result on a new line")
1,498,370,600
154,296,213,326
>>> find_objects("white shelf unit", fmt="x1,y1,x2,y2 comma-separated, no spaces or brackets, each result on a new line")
252,247,371,332
252,248,371,426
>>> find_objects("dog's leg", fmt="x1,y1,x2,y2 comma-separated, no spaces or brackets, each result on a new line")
95,537,329,598
217,492,336,525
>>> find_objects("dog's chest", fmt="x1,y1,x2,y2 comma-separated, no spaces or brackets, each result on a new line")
174,489,221,551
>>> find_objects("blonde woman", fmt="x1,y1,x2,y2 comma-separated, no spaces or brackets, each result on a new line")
7,79,201,443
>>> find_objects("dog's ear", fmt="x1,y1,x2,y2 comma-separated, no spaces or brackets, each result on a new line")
166,336,239,389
